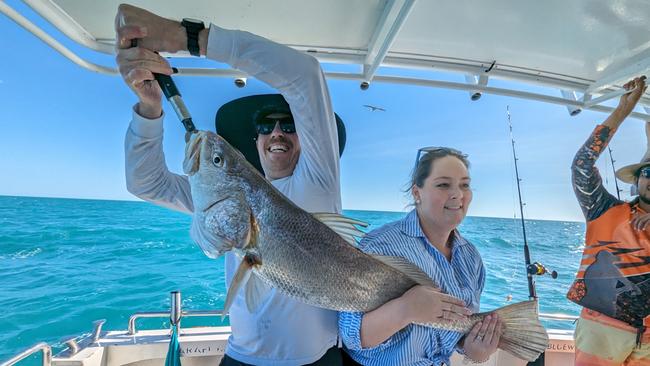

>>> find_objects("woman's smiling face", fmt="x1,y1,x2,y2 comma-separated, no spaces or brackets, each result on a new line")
413,155,472,230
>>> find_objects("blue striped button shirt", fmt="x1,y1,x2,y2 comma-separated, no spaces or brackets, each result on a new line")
339,209,485,366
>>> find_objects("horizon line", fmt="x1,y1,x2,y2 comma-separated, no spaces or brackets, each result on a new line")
0,194,584,223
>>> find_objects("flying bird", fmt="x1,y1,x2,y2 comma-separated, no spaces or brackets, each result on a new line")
363,104,386,112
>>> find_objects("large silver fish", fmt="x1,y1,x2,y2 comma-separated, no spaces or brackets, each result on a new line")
183,131,548,361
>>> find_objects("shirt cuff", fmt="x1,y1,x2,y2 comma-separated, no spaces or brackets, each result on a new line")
338,311,394,351
339,311,364,350
206,24,235,64
129,105,164,139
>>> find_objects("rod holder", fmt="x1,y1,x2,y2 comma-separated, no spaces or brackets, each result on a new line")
170,291,182,327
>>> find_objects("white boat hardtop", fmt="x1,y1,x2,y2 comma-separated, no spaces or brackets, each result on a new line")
2,0,649,118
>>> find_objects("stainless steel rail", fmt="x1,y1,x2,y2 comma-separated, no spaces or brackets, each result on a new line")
128,310,227,335
128,291,227,334
0,343,51,366
539,313,579,321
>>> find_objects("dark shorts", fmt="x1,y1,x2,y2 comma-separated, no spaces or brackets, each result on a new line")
219,346,354,366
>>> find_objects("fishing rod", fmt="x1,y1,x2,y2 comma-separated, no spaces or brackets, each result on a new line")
506,106,557,302
507,106,557,366
607,146,622,200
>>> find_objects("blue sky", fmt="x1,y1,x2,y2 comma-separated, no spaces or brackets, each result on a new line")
1,0,648,222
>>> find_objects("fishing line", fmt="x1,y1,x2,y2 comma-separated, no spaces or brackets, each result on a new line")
506,106,557,366
607,146,622,200
506,106,538,300
506,107,558,291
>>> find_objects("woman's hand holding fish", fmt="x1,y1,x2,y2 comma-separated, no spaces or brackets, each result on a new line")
461,314,502,363
399,285,470,325
359,285,470,348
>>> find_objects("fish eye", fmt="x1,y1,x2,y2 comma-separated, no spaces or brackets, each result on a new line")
212,153,223,166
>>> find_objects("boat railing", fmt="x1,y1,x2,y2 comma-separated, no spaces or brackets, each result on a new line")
0,342,51,366
128,310,227,334
129,290,227,334
539,313,579,322
1,292,578,366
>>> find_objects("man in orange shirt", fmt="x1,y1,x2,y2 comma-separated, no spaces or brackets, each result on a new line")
568,76,650,366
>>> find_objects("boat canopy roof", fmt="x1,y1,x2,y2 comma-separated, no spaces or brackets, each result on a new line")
3,0,650,118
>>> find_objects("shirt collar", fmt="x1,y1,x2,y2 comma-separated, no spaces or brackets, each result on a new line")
400,209,468,247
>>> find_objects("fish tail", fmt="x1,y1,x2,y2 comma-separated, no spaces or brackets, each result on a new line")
493,300,549,362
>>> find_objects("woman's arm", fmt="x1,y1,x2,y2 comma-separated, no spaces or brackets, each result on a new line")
342,285,469,349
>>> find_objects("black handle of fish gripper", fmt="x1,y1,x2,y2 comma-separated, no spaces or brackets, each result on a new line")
130,39,197,135
153,73,197,134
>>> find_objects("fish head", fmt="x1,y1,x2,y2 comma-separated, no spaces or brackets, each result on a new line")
183,131,258,258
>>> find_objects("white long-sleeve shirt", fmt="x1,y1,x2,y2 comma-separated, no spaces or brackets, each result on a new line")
125,25,341,365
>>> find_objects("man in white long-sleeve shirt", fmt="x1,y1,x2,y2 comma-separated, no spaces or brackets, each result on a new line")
115,4,345,365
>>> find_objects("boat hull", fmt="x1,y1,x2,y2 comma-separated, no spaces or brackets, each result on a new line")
47,327,575,366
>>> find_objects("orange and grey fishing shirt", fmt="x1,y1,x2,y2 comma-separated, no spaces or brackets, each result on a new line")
568,124,650,329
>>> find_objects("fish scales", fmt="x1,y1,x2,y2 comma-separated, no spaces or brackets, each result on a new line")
247,190,417,311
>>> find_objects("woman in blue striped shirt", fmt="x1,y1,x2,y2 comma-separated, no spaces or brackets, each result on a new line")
339,147,501,366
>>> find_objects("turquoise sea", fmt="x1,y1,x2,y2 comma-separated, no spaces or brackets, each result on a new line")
0,195,584,364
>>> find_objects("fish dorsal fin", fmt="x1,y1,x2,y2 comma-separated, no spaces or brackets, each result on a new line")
245,272,270,313
313,213,368,246
371,254,437,288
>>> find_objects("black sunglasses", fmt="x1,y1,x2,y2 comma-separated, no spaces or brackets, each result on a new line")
256,121,296,135
255,114,296,135
639,166,650,179
414,146,466,170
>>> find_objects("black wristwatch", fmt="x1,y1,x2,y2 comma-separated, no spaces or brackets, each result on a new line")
181,18,205,57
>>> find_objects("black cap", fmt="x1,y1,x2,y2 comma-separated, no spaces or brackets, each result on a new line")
215,94,346,174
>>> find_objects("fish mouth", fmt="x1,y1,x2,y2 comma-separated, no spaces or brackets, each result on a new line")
183,132,204,175
203,196,229,213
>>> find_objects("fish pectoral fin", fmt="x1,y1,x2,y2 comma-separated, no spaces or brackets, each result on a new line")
243,211,260,250
313,213,368,246
371,254,436,287
245,272,270,313
222,255,254,321
222,253,265,319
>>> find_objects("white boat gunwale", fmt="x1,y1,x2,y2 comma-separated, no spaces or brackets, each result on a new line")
0,298,579,366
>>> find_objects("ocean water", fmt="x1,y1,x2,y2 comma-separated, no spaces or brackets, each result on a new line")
0,195,584,364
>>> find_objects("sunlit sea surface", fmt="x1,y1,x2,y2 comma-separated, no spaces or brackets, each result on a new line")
0,196,584,363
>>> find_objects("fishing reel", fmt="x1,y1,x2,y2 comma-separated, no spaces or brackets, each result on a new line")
527,262,558,279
